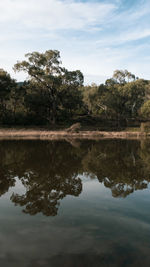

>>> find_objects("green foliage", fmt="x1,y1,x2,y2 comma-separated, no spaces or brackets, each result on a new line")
14,50,83,124
0,53,149,126
140,100,150,119
113,69,136,84
83,75,146,122
82,84,102,115
0,69,17,123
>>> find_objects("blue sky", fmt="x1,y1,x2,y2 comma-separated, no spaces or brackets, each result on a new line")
0,0,150,84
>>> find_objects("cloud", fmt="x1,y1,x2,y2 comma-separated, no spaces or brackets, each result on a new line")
119,29,150,43
0,0,115,31
95,28,150,47
0,0,150,84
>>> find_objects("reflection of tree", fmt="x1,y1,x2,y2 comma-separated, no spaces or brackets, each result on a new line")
9,141,83,216
11,174,82,216
1,139,150,215
104,178,148,198
140,140,150,173
82,140,150,198
0,143,17,196
0,169,15,196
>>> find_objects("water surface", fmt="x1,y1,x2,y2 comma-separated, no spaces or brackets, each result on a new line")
0,139,150,266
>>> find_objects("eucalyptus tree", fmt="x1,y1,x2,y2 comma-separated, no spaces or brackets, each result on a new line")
0,69,17,123
14,50,84,124
113,69,136,84
140,100,150,119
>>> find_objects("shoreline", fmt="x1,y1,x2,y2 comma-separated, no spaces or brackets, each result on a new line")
0,129,148,140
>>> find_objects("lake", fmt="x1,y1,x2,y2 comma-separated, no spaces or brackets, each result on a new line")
0,139,150,267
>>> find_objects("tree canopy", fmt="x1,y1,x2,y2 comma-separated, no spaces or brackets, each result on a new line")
0,50,149,126
13,50,83,124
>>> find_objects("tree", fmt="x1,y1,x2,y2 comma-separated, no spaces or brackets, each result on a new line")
113,69,136,84
0,69,16,123
122,79,146,118
96,77,146,121
82,84,101,115
58,70,83,121
14,50,84,124
140,100,150,119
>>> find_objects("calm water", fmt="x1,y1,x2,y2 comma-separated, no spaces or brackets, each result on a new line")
1,139,150,267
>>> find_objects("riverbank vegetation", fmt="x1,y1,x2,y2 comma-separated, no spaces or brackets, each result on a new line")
0,49,150,129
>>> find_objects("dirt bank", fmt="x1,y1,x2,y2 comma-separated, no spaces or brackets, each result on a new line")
0,129,148,140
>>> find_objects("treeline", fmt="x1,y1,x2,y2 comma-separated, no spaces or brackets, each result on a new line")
0,49,150,126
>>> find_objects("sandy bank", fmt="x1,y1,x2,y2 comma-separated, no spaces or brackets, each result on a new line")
0,129,148,140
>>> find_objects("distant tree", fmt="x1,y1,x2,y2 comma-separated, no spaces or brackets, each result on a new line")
0,69,16,123
82,84,101,115
113,69,136,84
122,79,146,118
58,69,83,120
105,78,117,86
95,78,146,121
140,100,150,119
14,50,83,124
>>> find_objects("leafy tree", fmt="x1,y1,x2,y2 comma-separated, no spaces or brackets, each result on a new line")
122,79,146,118
140,100,150,119
82,84,101,115
82,70,145,123
57,70,84,121
113,69,136,84
95,76,146,121
14,50,83,124
0,69,16,123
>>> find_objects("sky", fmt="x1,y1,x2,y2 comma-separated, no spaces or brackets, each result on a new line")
0,0,150,84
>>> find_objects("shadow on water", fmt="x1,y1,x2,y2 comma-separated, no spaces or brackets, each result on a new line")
0,139,150,216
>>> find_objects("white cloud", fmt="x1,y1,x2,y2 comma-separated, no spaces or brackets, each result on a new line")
0,0,150,84
119,29,150,43
95,28,150,47
0,0,115,30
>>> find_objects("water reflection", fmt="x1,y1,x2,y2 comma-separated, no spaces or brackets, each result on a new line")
0,139,150,216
